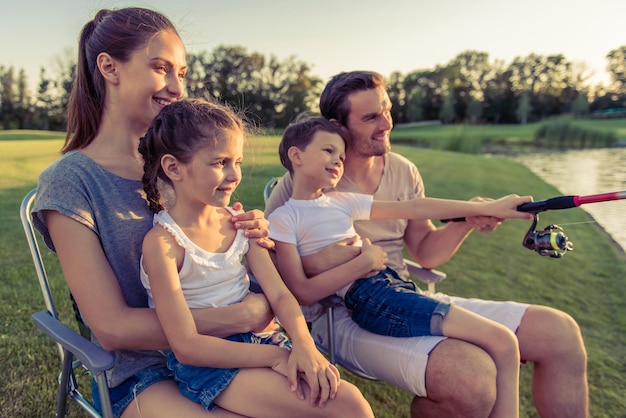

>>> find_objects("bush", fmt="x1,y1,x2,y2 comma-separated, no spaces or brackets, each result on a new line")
534,119,618,149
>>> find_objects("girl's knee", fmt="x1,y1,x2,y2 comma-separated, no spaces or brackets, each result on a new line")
331,382,374,418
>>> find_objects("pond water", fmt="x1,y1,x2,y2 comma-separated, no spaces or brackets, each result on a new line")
514,148,626,252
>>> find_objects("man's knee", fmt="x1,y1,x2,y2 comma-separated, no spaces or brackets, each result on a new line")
519,306,586,364
422,339,497,416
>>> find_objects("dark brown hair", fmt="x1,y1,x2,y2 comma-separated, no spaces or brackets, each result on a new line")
278,114,348,174
139,98,244,213
319,71,386,127
63,7,179,153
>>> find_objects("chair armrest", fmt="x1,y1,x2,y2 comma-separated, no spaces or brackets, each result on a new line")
404,258,447,284
32,310,115,374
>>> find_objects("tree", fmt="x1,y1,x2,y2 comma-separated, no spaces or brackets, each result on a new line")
439,86,455,123
256,54,321,128
571,92,589,117
387,71,405,123
15,68,33,128
444,51,494,121
403,69,446,121
405,89,423,122
185,46,320,128
0,66,17,129
516,91,531,124
466,97,482,123
606,45,626,94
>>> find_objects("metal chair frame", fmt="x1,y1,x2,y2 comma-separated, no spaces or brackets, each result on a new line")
21,189,115,418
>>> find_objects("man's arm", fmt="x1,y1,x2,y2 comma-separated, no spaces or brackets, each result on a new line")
403,218,474,269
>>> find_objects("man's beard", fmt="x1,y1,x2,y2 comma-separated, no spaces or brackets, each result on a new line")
352,139,390,158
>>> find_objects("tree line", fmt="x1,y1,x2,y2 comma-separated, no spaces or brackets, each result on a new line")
1,45,625,131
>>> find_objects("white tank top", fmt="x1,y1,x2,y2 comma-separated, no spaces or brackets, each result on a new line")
140,210,250,308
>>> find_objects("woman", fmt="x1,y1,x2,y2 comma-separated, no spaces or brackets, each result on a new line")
32,8,276,418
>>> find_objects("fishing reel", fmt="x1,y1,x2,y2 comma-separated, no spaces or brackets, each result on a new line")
522,213,574,258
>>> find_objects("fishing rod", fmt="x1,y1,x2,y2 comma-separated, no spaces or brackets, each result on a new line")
516,190,626,213
443,190,626,258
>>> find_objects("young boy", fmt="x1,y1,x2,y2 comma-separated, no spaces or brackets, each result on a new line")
269,115,534,418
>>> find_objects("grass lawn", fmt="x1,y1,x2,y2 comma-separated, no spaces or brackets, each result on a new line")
1,131,625,417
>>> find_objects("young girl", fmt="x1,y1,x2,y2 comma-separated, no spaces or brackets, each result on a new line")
269,115,534,418
138,99,373,417
32,7,292,418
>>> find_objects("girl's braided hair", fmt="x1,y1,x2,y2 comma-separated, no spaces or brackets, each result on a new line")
138,98,244,213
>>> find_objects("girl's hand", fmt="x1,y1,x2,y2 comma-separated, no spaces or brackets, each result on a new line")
269,346,291,377
287,345,340,408
269,347,305,401
231,202,275,249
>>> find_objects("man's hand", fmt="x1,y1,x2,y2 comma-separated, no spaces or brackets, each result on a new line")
465,196,503,233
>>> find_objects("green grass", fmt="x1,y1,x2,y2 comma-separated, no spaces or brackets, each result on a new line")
0,129,65,141
1,134,625,417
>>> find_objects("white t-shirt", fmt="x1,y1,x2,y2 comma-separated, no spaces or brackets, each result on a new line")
269,191,373,297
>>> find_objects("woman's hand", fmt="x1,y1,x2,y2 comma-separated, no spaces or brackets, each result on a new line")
240,293,279,334
287,345,340,408
231,202,274,250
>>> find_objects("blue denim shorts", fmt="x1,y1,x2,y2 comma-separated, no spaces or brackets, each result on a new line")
344,267,451,337
165,330,292,411
93,364,173,418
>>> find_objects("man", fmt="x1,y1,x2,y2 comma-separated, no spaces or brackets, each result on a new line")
265,71,588,418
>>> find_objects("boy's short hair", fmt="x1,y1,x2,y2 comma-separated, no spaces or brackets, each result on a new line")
278,114,348,174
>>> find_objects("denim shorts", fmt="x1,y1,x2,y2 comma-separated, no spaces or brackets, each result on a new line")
93,364,173,418
344,267,451,337
165,330,292,411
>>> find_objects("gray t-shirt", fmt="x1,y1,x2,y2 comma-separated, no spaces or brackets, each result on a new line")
32,151,166,387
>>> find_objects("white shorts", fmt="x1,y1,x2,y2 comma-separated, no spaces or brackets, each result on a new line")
310,293,529,397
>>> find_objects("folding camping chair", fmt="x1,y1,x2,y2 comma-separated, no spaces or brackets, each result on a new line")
20,189,115,418
263,177,447,379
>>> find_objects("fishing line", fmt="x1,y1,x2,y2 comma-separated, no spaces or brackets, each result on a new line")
547,220,597,227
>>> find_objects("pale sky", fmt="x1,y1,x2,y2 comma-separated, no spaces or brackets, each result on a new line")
2,0,625,92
